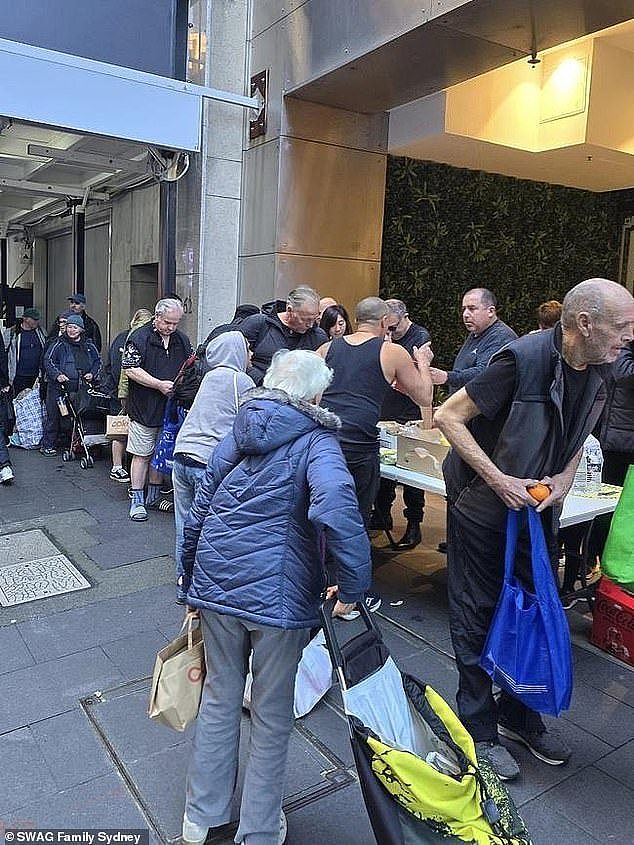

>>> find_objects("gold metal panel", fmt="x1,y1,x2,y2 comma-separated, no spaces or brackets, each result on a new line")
283,99,388,153
277,137,386,259
240,140,281,257
274,254,381,314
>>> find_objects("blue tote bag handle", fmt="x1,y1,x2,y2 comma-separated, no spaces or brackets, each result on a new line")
481,507,573,716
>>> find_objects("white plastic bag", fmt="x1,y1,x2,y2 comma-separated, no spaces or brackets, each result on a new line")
13,384,45,449
242,630,334,718
293,629,333,718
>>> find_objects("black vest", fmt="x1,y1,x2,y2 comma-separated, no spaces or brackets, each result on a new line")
444,326,609,529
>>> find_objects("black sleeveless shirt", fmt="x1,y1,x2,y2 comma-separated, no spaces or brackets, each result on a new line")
322,337,390,454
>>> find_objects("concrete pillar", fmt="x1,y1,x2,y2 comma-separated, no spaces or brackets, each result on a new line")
241,30,388,316
176,0,250,344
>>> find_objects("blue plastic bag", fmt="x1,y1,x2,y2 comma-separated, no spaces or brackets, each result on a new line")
480,507,573,716
150,399,185,475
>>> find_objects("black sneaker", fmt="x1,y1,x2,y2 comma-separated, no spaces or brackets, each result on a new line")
498,723,571,766
364,593,382,613
475,741,520,781
160,483,174,495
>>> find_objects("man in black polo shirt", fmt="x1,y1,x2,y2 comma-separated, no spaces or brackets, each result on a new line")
239,286,328,385
374,298,431,548
122,299,192,521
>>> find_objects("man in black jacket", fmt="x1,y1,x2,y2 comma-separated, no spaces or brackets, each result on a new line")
122,298,192,521
67,293,102,352
239,287,327,385
430,288,516,394
435,278,634,781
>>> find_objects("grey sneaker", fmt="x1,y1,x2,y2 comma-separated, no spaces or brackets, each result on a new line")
498,723,571,765
182,813,208,845
239,810,286,845
0,465,15,484
475,741,520,781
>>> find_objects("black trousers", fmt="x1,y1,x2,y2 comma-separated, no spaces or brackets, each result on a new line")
446,503,558,742
375,477,425,524
325,449,380,589
342,448,381,531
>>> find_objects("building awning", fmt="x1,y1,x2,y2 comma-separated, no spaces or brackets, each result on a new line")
0,37,256,152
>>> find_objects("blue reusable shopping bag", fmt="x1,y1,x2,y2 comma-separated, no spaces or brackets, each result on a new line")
480,507,573,716
150,398,185,475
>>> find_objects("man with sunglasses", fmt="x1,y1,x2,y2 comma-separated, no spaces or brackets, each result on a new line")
373,299,431,548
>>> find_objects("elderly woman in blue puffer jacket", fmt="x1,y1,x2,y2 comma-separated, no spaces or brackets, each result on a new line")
180,349,371,845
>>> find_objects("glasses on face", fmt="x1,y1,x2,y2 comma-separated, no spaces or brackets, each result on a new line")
386,323,399,333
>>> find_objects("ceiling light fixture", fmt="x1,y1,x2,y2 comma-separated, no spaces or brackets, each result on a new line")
528,50,541,67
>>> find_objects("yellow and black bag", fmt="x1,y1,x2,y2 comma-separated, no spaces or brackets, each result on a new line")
320,600,531,845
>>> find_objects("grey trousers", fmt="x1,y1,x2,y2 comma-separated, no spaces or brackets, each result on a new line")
185,609,309,845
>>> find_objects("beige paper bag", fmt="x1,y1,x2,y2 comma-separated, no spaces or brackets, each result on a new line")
148,613,206,732
106,414,130,437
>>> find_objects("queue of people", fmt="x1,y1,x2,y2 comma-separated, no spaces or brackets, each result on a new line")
2,277,634,845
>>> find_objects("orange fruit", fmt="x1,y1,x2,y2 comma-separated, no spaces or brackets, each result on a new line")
527,483,551,502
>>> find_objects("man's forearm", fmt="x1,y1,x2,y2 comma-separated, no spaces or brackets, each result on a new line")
126,366,161,390
436,411,503,488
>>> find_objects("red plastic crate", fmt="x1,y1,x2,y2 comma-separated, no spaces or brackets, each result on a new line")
591,576,634,666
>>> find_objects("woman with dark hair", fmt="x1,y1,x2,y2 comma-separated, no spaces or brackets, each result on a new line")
319,304,352,338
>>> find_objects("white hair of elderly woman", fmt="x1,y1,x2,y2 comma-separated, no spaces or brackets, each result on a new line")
263,349,333,401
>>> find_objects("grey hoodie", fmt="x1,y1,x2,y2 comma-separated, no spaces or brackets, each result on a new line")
174,331,255,465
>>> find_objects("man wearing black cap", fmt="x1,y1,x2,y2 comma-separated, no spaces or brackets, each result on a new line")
68,294,102,352
6,308,47,395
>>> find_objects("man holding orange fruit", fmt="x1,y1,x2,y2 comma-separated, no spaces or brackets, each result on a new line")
435,278,634,781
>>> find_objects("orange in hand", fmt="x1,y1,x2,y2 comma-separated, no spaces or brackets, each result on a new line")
527,483,551,503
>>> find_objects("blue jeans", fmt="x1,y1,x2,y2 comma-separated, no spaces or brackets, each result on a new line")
173,455,207,579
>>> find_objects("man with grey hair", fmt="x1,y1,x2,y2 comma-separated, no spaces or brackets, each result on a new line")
122,298,192,520
239,285,328,385
373,298,431,548
430,288,516,394
435,278,634,781
319,296,433,612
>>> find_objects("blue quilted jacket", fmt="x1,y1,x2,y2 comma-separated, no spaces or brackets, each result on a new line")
181,388,371,629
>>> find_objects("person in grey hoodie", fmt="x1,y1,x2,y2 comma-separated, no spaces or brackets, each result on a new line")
173,331,255,601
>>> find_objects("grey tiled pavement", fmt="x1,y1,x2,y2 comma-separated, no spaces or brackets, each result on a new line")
1,448,633,844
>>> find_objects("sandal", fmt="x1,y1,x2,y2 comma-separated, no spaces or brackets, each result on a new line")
129,503,148,521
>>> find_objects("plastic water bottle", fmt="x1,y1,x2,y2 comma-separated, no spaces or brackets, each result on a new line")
573,435,603,492
585,435,603,492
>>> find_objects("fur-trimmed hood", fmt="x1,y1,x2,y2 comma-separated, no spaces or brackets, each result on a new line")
233,386,341,456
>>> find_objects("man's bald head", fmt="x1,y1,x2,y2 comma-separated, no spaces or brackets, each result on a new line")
319,296,337,317
356,297,389,324
561,278,634,366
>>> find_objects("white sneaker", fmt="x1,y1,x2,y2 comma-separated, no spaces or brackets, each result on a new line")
182,812,208,845
0,465,15,484
239,810,287,845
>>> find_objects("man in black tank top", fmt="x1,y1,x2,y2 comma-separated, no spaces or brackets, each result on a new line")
319,297,433,613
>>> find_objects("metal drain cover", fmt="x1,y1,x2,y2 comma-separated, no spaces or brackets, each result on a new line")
0,528,90,607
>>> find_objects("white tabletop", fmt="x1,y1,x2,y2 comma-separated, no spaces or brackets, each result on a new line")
379,463,620,528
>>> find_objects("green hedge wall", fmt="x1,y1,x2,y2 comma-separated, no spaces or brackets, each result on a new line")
380,156,633,369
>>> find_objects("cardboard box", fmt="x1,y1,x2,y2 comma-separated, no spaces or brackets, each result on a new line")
377,421,399,450
591,576,634,666
396,426,451,479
